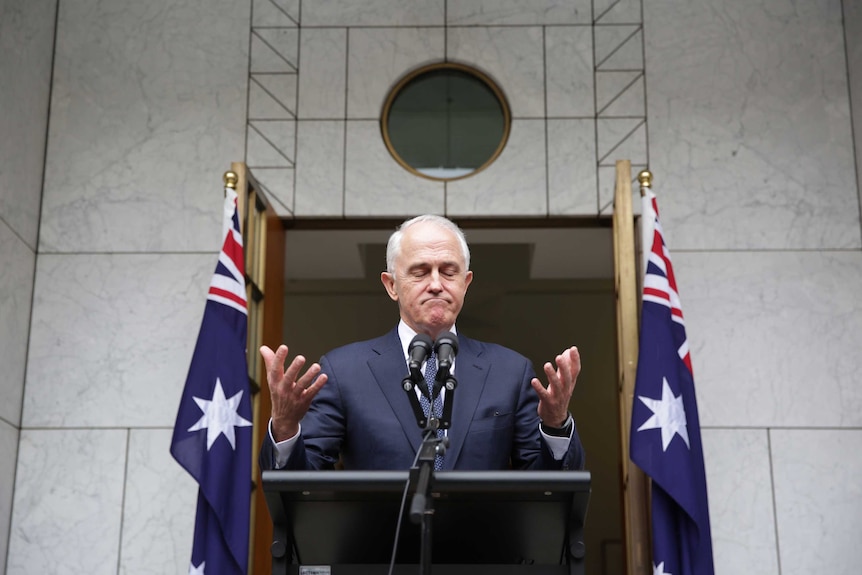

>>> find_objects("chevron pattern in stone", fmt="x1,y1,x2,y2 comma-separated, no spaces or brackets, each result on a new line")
595,1,647,211
247,0,299,215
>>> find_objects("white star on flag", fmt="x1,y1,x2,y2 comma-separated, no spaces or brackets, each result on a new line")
637,377,690,451
188,561,205,575
188,378,252,450
653,561,672,575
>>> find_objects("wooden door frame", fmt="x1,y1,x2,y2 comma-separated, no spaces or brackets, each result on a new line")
238,160,650,574
228,163,285,574
613,159,651,575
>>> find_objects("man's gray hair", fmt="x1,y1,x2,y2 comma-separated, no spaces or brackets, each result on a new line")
386,214,471,274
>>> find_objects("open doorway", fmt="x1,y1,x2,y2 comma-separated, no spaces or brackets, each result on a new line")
277,221,624,574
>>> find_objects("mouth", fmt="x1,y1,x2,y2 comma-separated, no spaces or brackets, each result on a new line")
423,297,449,304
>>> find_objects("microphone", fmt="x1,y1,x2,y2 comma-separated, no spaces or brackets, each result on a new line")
434,332,459,427
434,332,459,389
402,333,435,429
408,333,434,373
435,332,458,371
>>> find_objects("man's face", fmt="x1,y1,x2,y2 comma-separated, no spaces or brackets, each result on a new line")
381,222,473,338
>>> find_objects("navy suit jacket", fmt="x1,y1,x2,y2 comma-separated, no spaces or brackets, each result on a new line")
260,328,585,471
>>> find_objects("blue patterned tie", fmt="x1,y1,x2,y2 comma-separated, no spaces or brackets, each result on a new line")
419,350,445,470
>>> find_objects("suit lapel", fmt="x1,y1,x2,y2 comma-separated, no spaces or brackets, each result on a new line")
441,335,489,469
367,329,425,453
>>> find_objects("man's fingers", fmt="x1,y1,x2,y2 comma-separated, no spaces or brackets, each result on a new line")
261,345,315,396
261,344,290,373
259,345,275,367
556,352,573,388
303,373,328,397
564,346,581,391
550,347,580,387
284,354,308,386
274,344,290,367
530,378,548,398
543,361,560,388
567,346,581,372
294,360,320,389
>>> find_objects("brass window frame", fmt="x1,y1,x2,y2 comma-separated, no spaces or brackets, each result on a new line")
380,62,511,182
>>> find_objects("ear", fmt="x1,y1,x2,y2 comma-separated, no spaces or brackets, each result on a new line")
464,270,473,289
381,272,399,301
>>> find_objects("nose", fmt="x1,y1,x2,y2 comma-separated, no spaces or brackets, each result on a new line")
427,269,443,292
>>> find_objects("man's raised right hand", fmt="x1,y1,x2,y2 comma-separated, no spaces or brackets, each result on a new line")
260,344,328,442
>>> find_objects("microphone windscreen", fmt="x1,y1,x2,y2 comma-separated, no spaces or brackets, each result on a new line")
435,332,459,356
408,333,434,369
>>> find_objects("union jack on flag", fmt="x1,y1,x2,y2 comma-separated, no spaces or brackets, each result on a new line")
171,186,253,575
630,187,714,575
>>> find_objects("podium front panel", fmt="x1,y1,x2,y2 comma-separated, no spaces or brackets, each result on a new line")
263,470,590,574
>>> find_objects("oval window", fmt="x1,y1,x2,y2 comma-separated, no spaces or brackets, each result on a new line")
381,63,510,181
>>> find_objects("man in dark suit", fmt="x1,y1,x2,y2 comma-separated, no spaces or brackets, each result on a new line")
260,215,584,471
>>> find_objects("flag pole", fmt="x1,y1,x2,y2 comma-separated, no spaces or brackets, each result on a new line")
637,170,653,284
637,169,653,193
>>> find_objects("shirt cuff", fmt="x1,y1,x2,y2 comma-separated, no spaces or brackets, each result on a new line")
269,418,301,469
539,414,574,460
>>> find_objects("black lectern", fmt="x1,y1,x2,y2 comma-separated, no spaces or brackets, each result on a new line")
262,470,591,575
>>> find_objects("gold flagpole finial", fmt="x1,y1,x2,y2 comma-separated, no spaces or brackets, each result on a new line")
223,171,239,190
637,169,653,189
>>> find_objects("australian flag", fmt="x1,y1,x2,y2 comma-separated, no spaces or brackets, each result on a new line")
630,188,715,575
171,186,253,575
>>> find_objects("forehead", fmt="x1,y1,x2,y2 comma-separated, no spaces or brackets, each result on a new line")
399,222,464,264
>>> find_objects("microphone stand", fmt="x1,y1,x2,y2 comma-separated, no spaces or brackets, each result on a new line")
411,427,440,575
402,364,457,575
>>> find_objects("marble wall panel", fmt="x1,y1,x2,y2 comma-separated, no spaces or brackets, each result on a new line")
119,429,197,575
247,120,296,168
645,0,859,250
701,429,780,575
0,0,55,250
251,28,298,74
446,120,546,216
594,0,641,24
594,24,643,71
0,224,35,428
344,121,444,216
547,119,597,214
771,429,862,575
252,167,296,217
0,420,18,574
596,121,648,212
597,166,618,214
347,27,445,119
597,118,647,166
252,0,299,27
847,1,862,220
674,251,862,428
294,121,345,215
297,28,347,119
596,72,644,118
248,73,297,119
301,0,444,26
447,0,591,25
7,429,127,575
447,27,545,118
545,26,594,118
23,254,213,428
37,0,248,254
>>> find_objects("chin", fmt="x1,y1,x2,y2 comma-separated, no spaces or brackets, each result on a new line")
428,320,455,334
